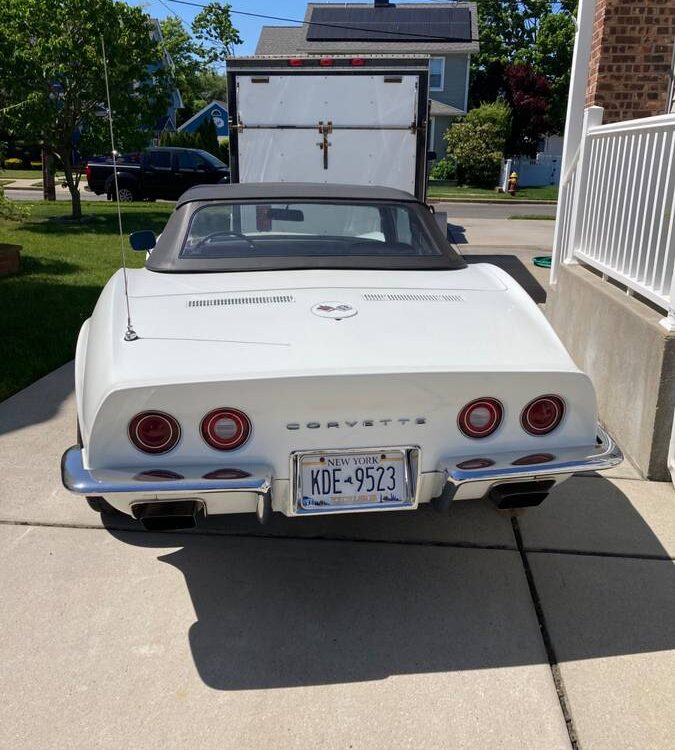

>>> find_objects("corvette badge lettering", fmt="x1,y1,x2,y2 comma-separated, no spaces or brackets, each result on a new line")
286,418,427,430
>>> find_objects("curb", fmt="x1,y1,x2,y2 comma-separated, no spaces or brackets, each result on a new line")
428,198,558,206
4,185,45,192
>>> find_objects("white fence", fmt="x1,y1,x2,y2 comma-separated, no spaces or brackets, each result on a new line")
552,106,675,329
500,154,561,189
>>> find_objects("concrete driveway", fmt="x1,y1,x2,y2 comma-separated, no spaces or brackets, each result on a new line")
0,364,673,750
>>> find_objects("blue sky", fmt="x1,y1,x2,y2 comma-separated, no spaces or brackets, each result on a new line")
135,1,444,56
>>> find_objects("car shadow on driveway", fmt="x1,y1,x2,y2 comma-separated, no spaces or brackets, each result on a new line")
463,253,548,304
104,477,674,692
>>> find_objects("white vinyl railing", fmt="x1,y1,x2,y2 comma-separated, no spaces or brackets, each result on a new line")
552,107,675,330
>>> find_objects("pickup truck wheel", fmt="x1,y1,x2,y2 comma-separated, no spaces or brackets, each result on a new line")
115,186,136,202
86,496,125,516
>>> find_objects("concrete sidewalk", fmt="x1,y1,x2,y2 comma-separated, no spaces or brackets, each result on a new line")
0,364,673,750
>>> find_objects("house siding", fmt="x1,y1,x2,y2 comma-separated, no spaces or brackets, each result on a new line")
430,115,451,160
432,55,470,112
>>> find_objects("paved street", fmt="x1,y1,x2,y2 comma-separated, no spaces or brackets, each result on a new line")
0,361,673,750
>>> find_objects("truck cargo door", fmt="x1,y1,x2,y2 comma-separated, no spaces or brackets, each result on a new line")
234,74,422,195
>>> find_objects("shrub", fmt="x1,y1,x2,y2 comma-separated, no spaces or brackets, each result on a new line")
429,158,455,181
0,186,29,221
444,121,503,188
3,158,22,169
442,101,511,188
464,101,511,146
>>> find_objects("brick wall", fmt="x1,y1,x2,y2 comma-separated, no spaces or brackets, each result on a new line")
585,0,675,122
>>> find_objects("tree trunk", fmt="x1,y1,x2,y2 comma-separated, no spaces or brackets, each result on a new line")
61,149,81,220
42,146,56,202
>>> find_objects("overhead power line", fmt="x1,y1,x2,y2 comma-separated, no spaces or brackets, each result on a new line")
165,0,480,44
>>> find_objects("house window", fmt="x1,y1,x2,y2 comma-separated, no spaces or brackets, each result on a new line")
430,58,444,91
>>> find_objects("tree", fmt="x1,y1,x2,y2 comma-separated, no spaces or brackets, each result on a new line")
159,17,229,124
192,3,242,66
504,63,551,156
0,0,172,219
470,1,576,137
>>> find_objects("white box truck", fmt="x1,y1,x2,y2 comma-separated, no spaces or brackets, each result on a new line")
226,55,432,200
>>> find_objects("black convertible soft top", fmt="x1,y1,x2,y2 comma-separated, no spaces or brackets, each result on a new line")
147,182,466,273
175,182,421,207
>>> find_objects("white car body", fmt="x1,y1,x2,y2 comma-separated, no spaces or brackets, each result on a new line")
62,184,621,528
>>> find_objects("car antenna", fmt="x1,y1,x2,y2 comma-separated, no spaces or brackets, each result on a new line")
101,35,138,342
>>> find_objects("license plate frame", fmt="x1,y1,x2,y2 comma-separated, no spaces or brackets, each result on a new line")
290,446,421,516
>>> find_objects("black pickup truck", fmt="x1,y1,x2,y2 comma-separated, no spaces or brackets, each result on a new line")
85,146,229,201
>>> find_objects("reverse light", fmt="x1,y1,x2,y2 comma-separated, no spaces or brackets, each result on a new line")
458,398,503,439
128,411,181,454
521,396,565,435
201,408,251,451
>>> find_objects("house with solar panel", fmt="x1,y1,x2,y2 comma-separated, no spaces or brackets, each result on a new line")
254,1,479,161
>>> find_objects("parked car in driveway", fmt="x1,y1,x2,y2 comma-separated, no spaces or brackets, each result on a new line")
85,146,229,201
61,183,622,531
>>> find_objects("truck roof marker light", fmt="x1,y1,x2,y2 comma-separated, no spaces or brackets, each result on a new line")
319,56,334,67
351,57,366,67
288,58,304,67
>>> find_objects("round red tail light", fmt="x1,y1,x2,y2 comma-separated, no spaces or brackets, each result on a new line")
128,411,181,454
521,395,565,435
201,408,251,451
458,398,503,438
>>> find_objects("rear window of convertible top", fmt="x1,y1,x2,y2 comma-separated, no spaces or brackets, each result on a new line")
180,201,444,260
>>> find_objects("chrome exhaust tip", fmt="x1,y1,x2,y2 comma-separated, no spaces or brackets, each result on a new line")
489,480,555,510
132,500,204,531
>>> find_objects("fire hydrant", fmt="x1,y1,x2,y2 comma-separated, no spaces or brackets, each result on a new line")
507,171,518,196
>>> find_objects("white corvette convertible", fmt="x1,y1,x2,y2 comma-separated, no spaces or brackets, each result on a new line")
61,183,622,530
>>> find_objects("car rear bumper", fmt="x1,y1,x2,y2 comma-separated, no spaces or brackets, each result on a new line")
61,425,622,514
444,425,622,498
61,446,273,498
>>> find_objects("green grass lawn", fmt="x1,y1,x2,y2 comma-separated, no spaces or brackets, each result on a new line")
0,201,173,402
507,214,556,220
428,183,558,202
0,169,64,181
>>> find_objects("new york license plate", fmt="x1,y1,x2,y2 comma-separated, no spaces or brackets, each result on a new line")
295,449,415,514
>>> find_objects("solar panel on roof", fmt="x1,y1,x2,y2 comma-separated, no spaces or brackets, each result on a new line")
306,7,473,43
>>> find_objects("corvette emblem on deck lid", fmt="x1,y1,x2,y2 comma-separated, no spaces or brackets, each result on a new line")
311,302,358,319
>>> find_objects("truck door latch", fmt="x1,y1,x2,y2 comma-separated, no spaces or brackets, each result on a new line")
317,121,333,169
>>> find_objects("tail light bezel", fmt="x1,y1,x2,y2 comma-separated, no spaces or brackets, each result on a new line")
521,395,566,435
128,411,181,455
201,407,252,451
458,397,503,439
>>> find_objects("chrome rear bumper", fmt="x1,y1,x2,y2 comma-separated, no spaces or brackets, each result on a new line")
445,426,622,489
61,446,272,497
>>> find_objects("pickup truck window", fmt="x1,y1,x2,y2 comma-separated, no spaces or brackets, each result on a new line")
178,150,206,170
180,201,442,260
148,150,171,169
